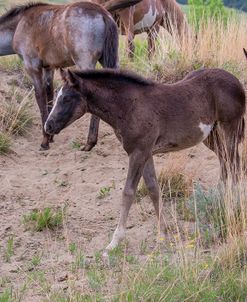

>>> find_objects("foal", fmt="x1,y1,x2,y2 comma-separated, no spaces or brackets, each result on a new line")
45,68,245,251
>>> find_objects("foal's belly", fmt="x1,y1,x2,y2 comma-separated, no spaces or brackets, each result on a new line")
152,122,213,154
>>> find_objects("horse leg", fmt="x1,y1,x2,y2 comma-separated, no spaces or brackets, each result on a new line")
203,121,241,183
43,68,54,113
75,58,99,151
105,150,149,252
142,156,165,238
25,66,50,150
43,68,54,143
82,115,100,151
119,8,135,58
147,24,159,58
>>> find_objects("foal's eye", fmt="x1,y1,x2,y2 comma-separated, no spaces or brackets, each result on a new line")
63,96,71,103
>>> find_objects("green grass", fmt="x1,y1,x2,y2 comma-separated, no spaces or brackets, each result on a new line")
0,132,11,154
4,235,14,263
23,207,65,231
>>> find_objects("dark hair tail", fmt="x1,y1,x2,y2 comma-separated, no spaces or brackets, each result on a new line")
101,17,119,69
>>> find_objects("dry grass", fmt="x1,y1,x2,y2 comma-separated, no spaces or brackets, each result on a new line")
122,14,247,84
0,86,33,153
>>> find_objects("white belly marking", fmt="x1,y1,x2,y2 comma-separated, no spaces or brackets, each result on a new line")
134,5,157,31
199,122,213,140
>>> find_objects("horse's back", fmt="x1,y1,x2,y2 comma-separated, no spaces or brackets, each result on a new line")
13,2,115,68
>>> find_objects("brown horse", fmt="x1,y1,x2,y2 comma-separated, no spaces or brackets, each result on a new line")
0,0,140,150
97,0,188,57
45,68,245,252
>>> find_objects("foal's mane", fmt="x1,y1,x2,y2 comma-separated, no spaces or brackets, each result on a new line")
74,69,154,86
0,2,48,23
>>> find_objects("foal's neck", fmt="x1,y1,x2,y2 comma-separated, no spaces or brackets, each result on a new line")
82,80,128,128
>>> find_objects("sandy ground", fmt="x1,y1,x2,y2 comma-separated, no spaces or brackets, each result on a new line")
0,70,220,300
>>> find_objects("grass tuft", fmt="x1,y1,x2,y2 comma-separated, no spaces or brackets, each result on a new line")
0,132,11,154
23,207,65,232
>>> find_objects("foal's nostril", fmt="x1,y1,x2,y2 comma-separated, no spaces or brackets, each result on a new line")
45,120,55,134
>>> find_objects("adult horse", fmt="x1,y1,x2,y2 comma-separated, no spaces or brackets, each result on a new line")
0,0,140,150
97,0,188,57
45,68,245,252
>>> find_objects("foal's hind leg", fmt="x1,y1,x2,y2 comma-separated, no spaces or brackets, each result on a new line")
105,150,149,253
142,156,165,238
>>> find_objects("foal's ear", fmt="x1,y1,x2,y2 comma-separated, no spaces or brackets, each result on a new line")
244,48,247,59
67,69,80,87
59,68,67,82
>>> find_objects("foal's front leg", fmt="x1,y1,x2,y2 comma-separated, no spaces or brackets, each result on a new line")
105,150,149,252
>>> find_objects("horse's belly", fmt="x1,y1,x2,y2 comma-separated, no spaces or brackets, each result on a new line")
42,49,74,68
134,6,157,32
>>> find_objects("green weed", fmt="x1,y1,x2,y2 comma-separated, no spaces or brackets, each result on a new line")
23,207,65,231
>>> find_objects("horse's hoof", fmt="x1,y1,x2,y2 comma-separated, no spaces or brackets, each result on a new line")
40,144,50,151
81,143,96,152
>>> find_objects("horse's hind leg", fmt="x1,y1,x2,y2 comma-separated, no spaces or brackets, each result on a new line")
43,68,54,113
75,58,99,151
43,68,54,143
25,64,50,150
81,115,100,151
203,120,242,183
142,156,165,238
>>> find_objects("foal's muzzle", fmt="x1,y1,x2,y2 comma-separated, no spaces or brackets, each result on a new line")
45,119,57,135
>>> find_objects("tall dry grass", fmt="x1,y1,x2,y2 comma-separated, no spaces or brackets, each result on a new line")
0,86,33,153
121,14,247,84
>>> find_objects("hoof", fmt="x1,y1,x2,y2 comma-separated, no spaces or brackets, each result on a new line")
40,144,50,151
81,143,96,152
49,136,54,143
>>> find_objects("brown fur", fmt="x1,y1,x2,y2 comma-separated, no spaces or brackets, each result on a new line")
45,68,246,251
0,0,140,150
97,0,188,57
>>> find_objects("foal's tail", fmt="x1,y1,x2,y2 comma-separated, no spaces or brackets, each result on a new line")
101,16,119,69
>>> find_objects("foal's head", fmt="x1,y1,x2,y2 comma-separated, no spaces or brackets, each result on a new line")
45,69,86,135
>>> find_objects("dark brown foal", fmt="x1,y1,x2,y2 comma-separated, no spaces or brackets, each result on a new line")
45,68,245,252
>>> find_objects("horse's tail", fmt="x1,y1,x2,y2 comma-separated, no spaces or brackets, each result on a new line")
160,0,188,38
101,16,119,68
238,116,245,144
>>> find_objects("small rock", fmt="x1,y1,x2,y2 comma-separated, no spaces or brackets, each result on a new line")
57,273,68,282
